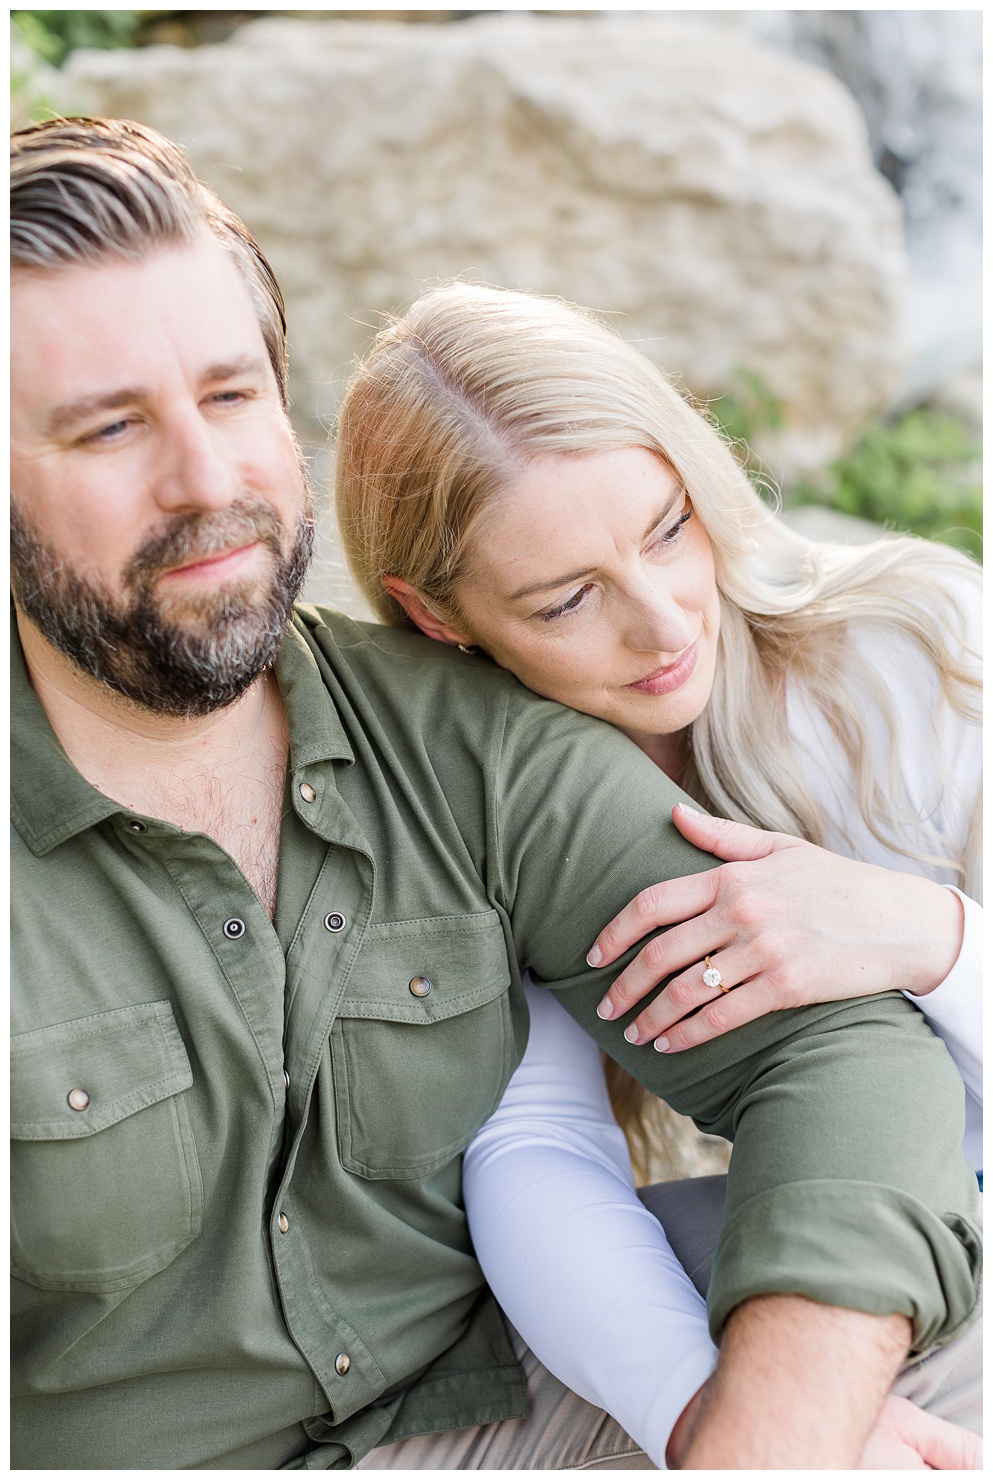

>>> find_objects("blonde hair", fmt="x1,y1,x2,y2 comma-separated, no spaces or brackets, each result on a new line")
335,282,981,1177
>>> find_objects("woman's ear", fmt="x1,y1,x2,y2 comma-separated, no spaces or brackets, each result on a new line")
382,575,473,648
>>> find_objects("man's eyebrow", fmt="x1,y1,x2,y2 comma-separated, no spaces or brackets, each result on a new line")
44,389,147,439
507,486,686,603
201,355,270,384
43,357,270,439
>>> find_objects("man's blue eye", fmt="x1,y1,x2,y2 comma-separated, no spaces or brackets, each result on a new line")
88,419,130,443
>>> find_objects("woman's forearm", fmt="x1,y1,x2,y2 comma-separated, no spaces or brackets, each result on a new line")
464,981,717,1465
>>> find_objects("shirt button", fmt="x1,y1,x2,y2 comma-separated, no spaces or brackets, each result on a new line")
67,1088,91,1111
335,1353,351,1376
278,1212,289,1234
409,976,433,998
223,918,246,940
299,782,317,803
127,819,147,833
324,912,347,933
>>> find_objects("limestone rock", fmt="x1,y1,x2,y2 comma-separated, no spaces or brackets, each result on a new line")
664,10,982,405
63,15,908,479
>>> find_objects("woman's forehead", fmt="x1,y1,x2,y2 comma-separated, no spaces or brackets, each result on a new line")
465,448,683,596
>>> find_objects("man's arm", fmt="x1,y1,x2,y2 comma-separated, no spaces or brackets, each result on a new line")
671,1298,910,1468
464,985,978,1469
489,692,981,1465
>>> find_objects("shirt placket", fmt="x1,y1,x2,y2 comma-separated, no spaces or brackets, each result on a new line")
270,770,386,1414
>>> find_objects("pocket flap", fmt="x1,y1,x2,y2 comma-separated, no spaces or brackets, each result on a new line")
11,1001,193,1141
338,910,511,1024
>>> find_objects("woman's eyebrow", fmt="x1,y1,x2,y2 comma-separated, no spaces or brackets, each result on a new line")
508,487,685,603
508,564,598,603
642,486,685,539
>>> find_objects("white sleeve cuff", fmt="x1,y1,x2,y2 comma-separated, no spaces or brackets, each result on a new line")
902,889,982,1106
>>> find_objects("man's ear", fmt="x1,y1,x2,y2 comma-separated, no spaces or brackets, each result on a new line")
382,576,472,648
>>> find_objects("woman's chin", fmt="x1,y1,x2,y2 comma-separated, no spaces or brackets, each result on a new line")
610,686,708,739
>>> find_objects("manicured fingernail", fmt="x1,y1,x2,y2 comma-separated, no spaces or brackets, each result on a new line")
586,944,603,967
596,998,614,1020
653,1036,670,1053
675,802,700,816
623,1024,641,1044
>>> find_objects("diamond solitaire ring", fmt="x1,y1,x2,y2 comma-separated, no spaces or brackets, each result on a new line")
703,956,730,993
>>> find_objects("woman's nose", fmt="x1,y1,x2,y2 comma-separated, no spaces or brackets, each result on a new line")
623,584,694,655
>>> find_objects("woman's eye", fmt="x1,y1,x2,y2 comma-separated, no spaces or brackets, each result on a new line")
540,584,592,622
655,506,693,547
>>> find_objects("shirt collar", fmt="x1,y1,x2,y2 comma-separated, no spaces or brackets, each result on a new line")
11,606,354,857
10,616,123,856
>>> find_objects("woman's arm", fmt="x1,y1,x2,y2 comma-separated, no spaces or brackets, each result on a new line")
463,978,717,1468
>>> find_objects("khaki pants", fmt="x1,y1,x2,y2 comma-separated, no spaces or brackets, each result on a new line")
358,1177,982,1470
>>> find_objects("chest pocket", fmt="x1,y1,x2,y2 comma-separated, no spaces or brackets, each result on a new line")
11,1001,203,1293
330,911,514,1179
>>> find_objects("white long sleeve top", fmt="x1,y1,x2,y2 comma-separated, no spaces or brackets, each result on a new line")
463,602,982,1468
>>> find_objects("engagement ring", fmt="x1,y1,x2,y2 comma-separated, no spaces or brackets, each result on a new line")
703,956,730,993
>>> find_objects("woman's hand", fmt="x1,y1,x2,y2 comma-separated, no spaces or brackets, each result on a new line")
590,803,964,1052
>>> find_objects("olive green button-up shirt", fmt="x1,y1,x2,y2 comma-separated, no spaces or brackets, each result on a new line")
12,606,981,1469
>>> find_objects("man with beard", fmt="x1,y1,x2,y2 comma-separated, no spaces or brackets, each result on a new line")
11,118,981,1471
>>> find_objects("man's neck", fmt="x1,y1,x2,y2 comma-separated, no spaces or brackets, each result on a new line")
16,609,290,918
17,608,278,798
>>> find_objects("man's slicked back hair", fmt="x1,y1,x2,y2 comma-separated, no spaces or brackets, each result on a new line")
10,116,289,406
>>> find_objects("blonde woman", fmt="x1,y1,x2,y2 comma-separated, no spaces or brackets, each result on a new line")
335,283,982,1465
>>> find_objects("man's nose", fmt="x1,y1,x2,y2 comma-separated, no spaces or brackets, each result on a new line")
153,410,241,514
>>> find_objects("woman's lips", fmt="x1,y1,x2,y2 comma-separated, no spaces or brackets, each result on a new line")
625,641,699,696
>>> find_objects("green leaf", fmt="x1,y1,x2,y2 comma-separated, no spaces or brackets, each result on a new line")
12,10,142,67
791,409,982,559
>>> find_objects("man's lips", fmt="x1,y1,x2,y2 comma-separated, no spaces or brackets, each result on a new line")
625,641,699,696
158,541,264,584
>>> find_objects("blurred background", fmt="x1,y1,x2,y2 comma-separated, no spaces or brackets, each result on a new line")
12,7,982,615
10,7,982,1179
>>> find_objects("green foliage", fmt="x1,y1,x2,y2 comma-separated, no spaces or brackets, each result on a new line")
707,368,982,558
792,409,982,559
708,367,783,452
12,10,142,67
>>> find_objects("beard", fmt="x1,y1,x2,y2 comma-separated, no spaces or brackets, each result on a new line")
11,477,316,718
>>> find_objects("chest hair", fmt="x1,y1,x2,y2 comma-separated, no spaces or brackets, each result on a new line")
143,730,289,920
